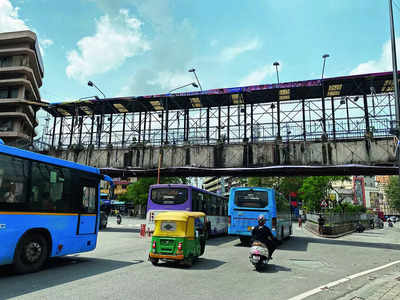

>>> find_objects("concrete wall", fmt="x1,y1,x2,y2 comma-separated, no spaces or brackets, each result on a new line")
49,138,396,169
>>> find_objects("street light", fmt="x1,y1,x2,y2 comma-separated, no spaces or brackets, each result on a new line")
320,54,330,138
88,81,106,98
188,68,203,91
169,82,198,93
273,62,280,84
273,61,281,139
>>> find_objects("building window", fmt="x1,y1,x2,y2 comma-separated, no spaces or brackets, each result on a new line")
0,119,13,131
0,56,12,68
0,87,19,99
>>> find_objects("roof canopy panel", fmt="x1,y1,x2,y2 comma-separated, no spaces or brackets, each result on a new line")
44,71,399,117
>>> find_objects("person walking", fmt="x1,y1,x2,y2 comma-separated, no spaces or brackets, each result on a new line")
318,214,325,235
298,216,302,228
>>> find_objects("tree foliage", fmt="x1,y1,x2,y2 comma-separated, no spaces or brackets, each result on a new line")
247,177,304,197
298,176,350,212
384,176,400,212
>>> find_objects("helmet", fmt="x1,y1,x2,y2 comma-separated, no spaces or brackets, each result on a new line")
258,214,265,225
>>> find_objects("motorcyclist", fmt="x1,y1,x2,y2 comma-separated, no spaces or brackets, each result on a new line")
251,215,277,259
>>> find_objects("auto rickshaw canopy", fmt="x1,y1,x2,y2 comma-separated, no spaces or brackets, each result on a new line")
153,211,206,238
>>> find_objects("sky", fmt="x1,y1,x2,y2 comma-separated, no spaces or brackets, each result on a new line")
0,0,399,103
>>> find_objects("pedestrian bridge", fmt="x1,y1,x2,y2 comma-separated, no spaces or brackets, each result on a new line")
40,71,399,173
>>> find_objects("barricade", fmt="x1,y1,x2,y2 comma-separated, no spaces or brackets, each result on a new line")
140,224,146,237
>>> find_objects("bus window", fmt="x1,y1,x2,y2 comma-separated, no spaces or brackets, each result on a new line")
82,186,97,214
234,190,268,208
151,188,188,205
0,155,29,208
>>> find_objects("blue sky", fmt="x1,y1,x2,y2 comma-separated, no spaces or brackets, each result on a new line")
0,0,398,103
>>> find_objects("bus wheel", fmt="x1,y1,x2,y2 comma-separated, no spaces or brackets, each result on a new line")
13,232,49,274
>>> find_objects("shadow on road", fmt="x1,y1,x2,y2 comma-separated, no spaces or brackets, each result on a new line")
279,235,400,252
252,264,291,273
155,258,226,270
100,227,140,233
0,257,143,298
207,235,238,246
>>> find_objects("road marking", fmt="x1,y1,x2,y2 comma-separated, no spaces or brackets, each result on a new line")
288,260,400,300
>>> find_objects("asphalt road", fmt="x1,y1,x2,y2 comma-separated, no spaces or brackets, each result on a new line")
1,218,400,300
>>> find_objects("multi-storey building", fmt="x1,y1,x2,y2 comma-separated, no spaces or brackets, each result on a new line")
0,30,44,147
202,176,245,196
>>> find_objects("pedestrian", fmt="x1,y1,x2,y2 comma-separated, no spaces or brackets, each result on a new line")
298,216,302,228
318,214,325,235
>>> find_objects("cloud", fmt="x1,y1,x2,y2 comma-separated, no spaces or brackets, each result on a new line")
238,64,275,86
66,9,150,82
0,0,29,32
220,38,261,62
41,39,53,47
350,39,400,75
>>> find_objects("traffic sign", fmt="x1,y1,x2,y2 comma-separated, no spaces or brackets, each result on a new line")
321,200,328,207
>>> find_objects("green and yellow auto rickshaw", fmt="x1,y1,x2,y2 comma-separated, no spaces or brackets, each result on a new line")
149,211,208,267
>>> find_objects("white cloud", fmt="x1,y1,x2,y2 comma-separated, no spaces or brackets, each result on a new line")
350,39,400,75
66,9,150,82
0,0,29,32
220,38,261,62
238,64,275,86
41,39,53,47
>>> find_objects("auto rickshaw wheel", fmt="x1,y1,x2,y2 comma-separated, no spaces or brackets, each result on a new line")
150,257,159,266
184,257,193,267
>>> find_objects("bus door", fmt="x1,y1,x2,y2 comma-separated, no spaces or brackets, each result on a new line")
78,180,98,235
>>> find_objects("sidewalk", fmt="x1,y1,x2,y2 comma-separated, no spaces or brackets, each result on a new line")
303,222,355,238
304,261,400,300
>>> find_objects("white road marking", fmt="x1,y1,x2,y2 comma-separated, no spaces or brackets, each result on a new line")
288,260,400,300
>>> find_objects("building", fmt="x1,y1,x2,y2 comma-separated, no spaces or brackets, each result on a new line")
202,176,245,196
0,31,44,147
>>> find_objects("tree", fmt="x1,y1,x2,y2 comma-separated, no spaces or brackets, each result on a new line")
384,176,400,212
247,177,304,197
298,176,349,213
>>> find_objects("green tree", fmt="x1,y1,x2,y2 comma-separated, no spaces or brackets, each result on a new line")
384,176,400,212
299,176,349,213
247,177,304,198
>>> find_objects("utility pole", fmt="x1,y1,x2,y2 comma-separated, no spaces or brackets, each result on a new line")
389,0,400,184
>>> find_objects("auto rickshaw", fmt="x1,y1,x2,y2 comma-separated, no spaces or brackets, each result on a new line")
149,211,208,267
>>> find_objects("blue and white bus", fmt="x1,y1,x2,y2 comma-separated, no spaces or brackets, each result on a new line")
0,140,113,273
228,187,292,244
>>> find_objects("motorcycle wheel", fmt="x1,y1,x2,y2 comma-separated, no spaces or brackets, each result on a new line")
255,262,264,271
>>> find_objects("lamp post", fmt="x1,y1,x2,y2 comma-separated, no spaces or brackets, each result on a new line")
389,0,400,185
188,68,203,91
321,54,330,137
273,62,281,139
88,81,106,98
169,82,198,94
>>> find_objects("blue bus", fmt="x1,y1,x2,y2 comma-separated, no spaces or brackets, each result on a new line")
0,140,113,273
228,187,292,244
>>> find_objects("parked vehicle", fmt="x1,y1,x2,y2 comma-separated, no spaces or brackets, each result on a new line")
389,216,398,223
355,222,365,233
249,241,270,271
149,211,208,267
388,219,394,227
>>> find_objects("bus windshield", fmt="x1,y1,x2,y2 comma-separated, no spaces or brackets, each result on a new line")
234,190,268,208
151,188,188,205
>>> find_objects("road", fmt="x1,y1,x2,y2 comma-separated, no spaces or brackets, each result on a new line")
1,218,400,300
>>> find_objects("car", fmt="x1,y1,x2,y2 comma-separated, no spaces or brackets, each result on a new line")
388,216,397,223
99,210,108,229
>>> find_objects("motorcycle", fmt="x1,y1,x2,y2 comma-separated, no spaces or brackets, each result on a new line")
249,241,270,271
388,220,393,228
355,223,365,233
116,214,122,225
